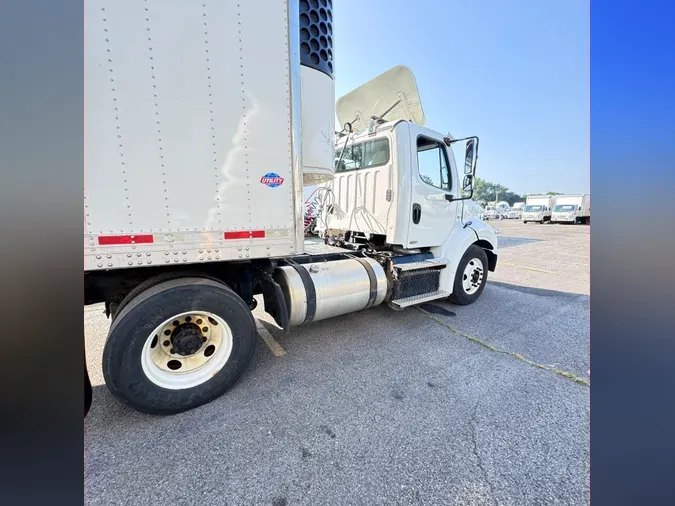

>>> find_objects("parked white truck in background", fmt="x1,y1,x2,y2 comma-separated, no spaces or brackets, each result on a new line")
551,194,590,224
495,201,510,218
507,201,524,219
522,195,556,223
506,207,522,219
484,205,498,220
84,2,498,416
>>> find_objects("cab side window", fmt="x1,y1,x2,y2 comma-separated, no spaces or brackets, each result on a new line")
417,136,451,191
335,138,390,173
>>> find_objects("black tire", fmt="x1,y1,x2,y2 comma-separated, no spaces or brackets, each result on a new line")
111,270,221,322
85,355,92,418
448,245,489,306
102,277,256,415
523,221,527,224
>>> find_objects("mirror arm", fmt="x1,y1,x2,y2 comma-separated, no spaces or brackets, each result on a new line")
453,191,474,202
445,135,480,145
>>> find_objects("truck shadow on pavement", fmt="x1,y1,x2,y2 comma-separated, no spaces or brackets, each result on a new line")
495,236,542,248
486,280,584,299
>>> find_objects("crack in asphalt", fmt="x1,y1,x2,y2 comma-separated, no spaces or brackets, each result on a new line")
417,308,590,387
469,403,496,502
492,293,586,341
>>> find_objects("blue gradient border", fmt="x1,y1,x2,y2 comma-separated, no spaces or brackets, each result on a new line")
0,0,84,505
591,1,675,504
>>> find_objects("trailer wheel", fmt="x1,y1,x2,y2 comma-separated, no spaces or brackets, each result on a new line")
448,245,489,306
111,271,221,322
102,277,256,414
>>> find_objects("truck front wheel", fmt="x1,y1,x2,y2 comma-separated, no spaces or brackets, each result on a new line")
448,245,489,306
102,277,256,415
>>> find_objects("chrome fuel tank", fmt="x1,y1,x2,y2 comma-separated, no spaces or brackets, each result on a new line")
274,258,388,327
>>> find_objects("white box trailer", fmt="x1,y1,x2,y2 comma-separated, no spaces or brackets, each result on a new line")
85,0,335,268
551,194,590,224
522,195,556,223
84,2,498,416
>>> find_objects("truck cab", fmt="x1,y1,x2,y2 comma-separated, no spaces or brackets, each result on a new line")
551,203,579,223
522,195,556,223
551,194,590,224
316,66,498,308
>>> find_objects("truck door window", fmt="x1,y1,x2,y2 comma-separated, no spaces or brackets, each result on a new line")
417,136,451,191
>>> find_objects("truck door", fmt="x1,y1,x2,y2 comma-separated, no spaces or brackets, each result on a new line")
405,128,459,248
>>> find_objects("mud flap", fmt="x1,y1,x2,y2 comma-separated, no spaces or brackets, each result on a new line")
257,271,290,333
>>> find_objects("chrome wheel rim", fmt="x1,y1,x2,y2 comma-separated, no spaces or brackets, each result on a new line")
462,259,485,295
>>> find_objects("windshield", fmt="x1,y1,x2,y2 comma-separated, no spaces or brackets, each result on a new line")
334,138,390,172
523,205,543,212
553,204,577,212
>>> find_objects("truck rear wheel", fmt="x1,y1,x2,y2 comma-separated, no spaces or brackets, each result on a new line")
102,277,256,414
448,245,489,306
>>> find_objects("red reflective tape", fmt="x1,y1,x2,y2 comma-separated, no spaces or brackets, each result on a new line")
223,230,266,240
98,234,154,245
223,231,250,240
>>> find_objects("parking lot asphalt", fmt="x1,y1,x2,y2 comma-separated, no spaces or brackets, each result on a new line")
85,220,590,506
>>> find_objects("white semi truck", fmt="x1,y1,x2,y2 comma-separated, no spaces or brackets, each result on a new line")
84,1,498,415
551,194,590,224
522,195,556,224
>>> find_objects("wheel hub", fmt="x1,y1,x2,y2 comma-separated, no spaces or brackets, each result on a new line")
171,323,204,356
462,258,484,295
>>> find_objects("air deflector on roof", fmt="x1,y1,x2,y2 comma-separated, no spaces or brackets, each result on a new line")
336,65,426,133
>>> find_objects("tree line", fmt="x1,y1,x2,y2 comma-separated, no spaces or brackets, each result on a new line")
473,177,561,206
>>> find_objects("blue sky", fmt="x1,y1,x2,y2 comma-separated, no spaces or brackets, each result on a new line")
329,0,589,196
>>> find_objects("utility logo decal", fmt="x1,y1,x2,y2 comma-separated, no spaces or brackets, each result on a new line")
260,173,284,188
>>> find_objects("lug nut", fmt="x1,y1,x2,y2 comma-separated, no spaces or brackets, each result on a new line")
163,340,170,346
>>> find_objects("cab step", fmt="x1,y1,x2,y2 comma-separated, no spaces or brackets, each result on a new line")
389,290,451,310
394,259,450,272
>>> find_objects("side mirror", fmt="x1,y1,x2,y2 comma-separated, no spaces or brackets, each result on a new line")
464,138,478,175
447,135,479,201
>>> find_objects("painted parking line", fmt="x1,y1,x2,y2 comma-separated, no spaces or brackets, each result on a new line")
256,320,286,357
499,262,556,274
